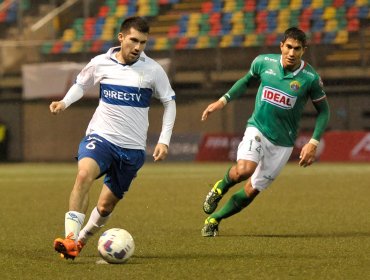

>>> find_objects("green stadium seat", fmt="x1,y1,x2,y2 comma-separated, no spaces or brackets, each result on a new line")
41,42,53,54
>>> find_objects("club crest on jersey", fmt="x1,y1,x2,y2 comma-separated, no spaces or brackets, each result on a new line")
290,81,301,91
262,86,296,109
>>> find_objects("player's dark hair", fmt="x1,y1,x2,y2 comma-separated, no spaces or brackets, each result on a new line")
120,16,150,34
282,27,307,47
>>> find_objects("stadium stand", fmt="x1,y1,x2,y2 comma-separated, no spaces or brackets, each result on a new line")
0,0,369,90
0,0,369,162
30,0,368,55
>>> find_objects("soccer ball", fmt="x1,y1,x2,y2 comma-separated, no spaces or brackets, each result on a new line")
98,228,135,264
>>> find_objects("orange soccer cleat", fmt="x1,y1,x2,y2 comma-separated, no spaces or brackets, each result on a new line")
53,238,84,260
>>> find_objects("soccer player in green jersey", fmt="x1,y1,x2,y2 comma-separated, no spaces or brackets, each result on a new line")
200,27,330,237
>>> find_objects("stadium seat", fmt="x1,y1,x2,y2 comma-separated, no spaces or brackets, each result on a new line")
41,42,53,54
51,41,64,54
62,29,76,42
311,19,325,32
324,19,338,32
334,30,349,44
333,0,345,7
90,40,104,53
290,0,303,10
347,18,360,31
302,0,313,8
323,6,337,19
244,34,264,47
201,1,213,13
69,41,84,53
175,37,189,49
311,0,324,9
244,0,256,12
346,6,359,18
322,31,337,43
256,0,268,11
311,32,323,43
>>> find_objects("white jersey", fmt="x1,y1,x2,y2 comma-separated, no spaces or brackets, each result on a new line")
75,47,176,150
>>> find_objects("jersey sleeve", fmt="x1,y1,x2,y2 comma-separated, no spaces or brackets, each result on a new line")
249,55,264,78
75,59,97,91
152,64,176,103
310,75,326,102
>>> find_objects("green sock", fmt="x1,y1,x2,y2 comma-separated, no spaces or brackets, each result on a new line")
215,167,236,195
211,188,254,221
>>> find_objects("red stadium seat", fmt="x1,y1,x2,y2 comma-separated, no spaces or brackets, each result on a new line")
201,2,213,13
333,0,345,7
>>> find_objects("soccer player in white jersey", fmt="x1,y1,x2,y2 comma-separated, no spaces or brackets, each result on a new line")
49,16,176,259
200,27,330,237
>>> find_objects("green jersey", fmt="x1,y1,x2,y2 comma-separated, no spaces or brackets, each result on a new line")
224,54,326,147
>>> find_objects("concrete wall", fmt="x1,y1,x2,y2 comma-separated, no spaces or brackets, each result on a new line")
0,101,23,161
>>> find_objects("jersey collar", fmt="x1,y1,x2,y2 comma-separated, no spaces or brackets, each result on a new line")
107,46,144,66
279,55,306,78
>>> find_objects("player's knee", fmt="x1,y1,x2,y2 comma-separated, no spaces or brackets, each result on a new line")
235,165,253,181
97,203,113,217
76,169,94,185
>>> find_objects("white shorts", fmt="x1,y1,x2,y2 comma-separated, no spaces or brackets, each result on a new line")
237,126,293,192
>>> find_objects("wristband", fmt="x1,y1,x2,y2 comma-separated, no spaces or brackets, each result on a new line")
309,138,319,146
218,96,227,106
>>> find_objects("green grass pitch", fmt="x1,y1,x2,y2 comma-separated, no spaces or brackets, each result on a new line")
0,162,369,279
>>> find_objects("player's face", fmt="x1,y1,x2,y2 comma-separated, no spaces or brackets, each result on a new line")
280,38,306,71
118,27,148,64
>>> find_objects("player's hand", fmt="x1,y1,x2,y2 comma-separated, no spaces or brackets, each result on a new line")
299,142,317,167
49,101,66,115
201,100,225,121
153,143,168,162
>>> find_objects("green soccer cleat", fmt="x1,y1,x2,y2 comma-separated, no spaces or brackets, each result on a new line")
203,180,223,214
201,217,219,237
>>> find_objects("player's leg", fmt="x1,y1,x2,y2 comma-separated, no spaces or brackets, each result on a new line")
66,157,100,239
203,127,262,214
78,184,119,246
202,168,259,237
54,157,100,259
203,159,258,214
54,134,112,259
202,134,293,237
78,148,145,247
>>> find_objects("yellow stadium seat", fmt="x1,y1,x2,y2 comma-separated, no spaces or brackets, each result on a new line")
323,6,336,20
115,5,127,17
223,0,236,12
220,35,233,48
278,8,291,22
311,0,324,9
231,23,245,35
324,19,338,32
153,37,169,50
356,0,368,6
290,0,302,10
244,34,257,47
196,36,210,49
334,30,348,44
69,41,83,53
268,0,280,11
62,29,76,42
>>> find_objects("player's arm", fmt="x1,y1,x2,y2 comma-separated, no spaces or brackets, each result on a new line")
152,65,176,162
49,84,84,114
50,61,96,115
201,72,257,121
153,99,176,162
299,97,330,167
201,56,261,121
